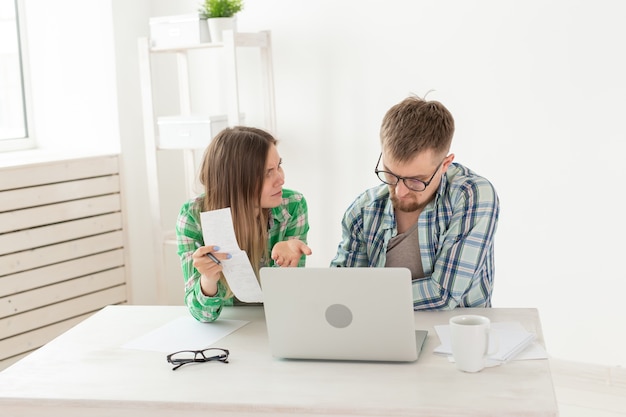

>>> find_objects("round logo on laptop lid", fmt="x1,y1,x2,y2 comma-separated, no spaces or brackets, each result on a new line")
325,304,353,328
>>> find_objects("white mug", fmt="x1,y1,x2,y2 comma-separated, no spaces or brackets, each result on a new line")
449,314,492,372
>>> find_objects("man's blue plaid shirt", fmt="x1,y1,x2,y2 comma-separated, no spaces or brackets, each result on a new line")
331,162,500,310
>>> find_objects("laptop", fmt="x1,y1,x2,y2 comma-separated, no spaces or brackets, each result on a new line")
259,267,427,362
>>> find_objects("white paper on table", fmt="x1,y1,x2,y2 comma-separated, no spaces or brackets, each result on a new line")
513,341,550,360
433,321,548,364
200,207,263,303
121,315,249,353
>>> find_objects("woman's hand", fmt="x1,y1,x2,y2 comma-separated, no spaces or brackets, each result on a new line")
271,239,312,267
193,244,229,296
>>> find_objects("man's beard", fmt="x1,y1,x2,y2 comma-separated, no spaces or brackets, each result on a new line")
390,191,428,213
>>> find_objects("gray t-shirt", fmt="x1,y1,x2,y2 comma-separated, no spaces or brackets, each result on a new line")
385,221,424,280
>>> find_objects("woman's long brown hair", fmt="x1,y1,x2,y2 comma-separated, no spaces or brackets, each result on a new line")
199,126,277,296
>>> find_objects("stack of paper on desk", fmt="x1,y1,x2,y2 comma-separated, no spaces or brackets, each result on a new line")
434,321,548,364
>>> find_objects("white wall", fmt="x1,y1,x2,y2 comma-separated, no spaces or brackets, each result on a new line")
110,0,158,305
147,0,624,366
15,0,625,367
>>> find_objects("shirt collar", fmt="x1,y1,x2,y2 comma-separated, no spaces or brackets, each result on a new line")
268,198,288,229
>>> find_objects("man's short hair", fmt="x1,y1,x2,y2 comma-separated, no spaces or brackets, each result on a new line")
380,95,455,162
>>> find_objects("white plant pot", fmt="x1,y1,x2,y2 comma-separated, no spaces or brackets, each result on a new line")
207,17,237,43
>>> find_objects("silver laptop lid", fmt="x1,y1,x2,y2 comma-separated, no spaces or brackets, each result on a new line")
260,267,423,362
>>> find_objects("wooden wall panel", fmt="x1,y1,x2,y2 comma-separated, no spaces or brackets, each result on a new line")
0,155,128,369
0,212,123,256
0,286,127,348
0,267,125,318
0,175,121,212
0,155,119,191
0,231,124,276
0,249,124,297
0,194,121,234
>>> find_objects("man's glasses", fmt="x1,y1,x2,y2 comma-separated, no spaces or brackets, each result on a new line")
166,347,229,371
374,153,443,192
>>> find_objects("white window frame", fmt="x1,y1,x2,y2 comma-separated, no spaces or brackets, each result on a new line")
0,0,35,152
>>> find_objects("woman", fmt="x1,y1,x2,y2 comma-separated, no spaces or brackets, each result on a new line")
176,126,312,322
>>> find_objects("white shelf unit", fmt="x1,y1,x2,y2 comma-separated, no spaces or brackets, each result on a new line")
137,30,276,303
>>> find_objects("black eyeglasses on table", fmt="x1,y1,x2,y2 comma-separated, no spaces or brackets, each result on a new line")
166,347,229,371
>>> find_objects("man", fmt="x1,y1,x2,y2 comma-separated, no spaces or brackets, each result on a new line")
331,95,499,309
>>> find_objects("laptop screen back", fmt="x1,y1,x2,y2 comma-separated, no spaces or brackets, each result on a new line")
259,267,424,362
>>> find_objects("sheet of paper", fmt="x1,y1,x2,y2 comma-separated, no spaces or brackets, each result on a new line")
200,207,241,252
121,315,249,353
200,207,263,303
433,321,548,364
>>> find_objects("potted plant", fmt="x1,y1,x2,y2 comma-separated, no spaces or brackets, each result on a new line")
199,0,244,42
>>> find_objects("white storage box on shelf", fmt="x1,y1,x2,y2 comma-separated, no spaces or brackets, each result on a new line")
149,14,210,48
156,115,228,149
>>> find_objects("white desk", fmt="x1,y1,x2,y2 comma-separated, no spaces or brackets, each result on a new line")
0,306,558,417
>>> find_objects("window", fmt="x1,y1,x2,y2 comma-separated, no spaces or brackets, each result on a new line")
0,0,33,151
